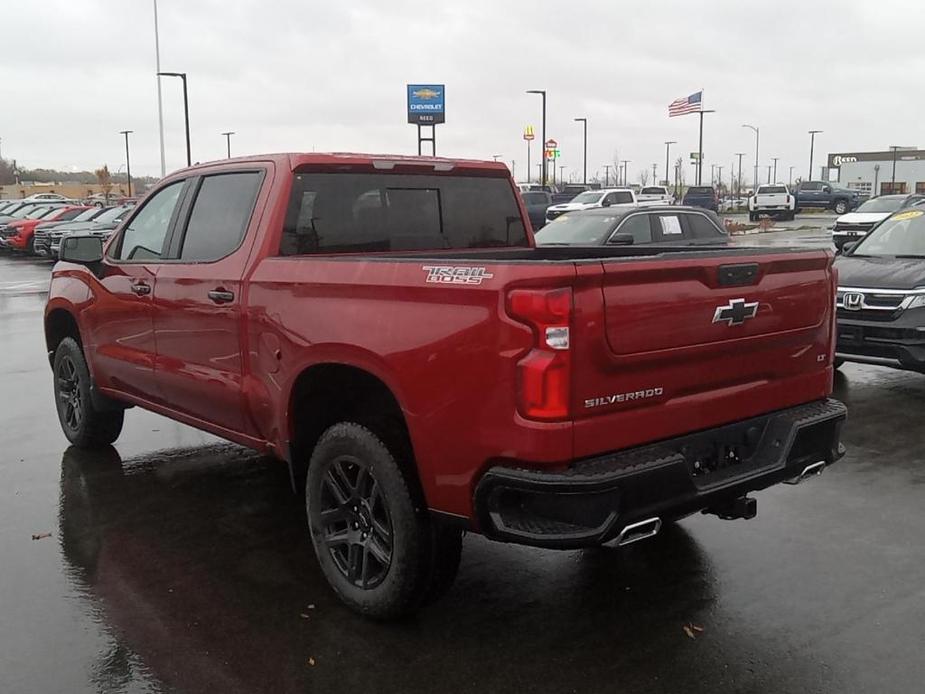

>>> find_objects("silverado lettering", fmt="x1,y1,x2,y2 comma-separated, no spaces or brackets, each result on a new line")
45,152,846,620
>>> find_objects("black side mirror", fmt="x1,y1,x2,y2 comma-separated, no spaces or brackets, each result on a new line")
823,186,832,193
601,198,612,208
59,235,103,263
840,242,858,255
608,233,635,245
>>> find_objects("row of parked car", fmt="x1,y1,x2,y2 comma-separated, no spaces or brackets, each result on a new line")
0,199,134,258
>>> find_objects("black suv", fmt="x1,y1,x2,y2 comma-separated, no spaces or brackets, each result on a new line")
834,207,925,372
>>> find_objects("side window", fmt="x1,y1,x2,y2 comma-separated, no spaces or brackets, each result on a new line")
655,214,683,240
113,181,184,261
686,213,723,239
613,214,652,244
802,182,820,191
179,172,262,262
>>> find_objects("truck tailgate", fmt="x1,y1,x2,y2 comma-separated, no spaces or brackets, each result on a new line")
756,192,789,207
571,250,835,458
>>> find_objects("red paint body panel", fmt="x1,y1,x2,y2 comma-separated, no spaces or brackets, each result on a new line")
45,153,838,524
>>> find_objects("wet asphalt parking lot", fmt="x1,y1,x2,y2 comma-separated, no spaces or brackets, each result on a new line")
2,223,924,694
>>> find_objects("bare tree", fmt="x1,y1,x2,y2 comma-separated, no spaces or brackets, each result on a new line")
95,165,113,204
675,156,686,189
611,149,621,185
639,169,649,187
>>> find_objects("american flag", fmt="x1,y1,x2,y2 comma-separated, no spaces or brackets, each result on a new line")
668,91,703,117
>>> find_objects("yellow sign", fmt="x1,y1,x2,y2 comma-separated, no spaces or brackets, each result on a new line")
523,125,535,141
892,209,924,221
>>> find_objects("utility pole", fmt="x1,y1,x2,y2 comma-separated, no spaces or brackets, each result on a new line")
573,117,587,185
652,163,657,186
664,141,676,188
742,124,759,192
808,130,822,181
717,165,723,191
119,130,133,197
559,164,566,184
221,131,235,159
526,90,547,185
889,145,901,192
771,157,779,183
766,165,772,184
789,165,795,186
621,160,631,187
735,152,745,199
603,164,611,187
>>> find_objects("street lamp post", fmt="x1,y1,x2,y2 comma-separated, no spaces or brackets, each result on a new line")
734,152,745,199
874,164,880,196
603,164,611,187
889,145,903,192
771,157,779,184
559,164,566,184
119,130,133,198
789,165,795,185
153,0,166,176
621,160,631,186
158,71,191,166
742,124,759,192
221,131,235,159
492,154,502,161
808,130,822,181
766,165,772,184
574,117,587,185
652,163,657,186
696,110,716,185
526,90,547,185
664,141,676,188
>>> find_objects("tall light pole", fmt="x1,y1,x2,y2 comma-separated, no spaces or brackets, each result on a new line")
664,141,676,188
526,90,547,185
771,157,779,183
808,130,822,181
735,152,745,199
766,165,772,184
119,130,133,197
889,145,908,192
742,124,759,191
492,154,502,161
153,0,165,176
621,160,631,186
573,117,587,185
603,164,611,187
559,164,566,184
652,163,657,185
221,131,235,159
158,71,191,167
789,165,795,185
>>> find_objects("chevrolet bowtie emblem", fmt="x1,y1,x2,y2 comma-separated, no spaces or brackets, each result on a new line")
713,298,759,326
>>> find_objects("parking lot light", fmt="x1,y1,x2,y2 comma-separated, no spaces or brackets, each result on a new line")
158,71,191,167
574,117,588,185
742,124,759,192
119,130,133,198
808,130,822,181
221,131,235,159
664,141,676,189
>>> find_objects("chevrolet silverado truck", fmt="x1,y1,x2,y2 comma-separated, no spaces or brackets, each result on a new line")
45,153,846,619
748,184,795,221
791,180,859,215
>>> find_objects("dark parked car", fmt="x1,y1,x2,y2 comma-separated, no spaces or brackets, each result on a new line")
791,180,859,215
681,186,719,211
834,207,925,372
534,205,728,246
521,190,552,230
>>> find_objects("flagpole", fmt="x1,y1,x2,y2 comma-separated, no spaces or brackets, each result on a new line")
697,89,704,185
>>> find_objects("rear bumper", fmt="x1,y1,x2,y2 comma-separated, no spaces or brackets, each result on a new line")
474,399,846,548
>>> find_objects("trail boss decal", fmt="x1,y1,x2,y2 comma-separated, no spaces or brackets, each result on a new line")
585,387,664,409
422,266,494,285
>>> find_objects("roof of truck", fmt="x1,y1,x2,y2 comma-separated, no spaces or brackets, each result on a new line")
171,153,511,175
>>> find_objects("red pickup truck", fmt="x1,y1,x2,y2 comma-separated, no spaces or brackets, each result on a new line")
45,153,845,618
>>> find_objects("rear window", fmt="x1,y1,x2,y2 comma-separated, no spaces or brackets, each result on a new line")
686,213,724,238
758,186,787,194
640,187,665,195
280,173,528,255
686,187,714,195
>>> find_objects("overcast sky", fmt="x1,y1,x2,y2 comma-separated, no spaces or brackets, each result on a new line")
2,0,922,185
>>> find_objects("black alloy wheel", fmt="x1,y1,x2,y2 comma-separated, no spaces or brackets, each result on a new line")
56,354,83,433
317,454,393,589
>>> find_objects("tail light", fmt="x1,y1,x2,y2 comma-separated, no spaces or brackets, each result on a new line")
786,195,791,204
507,288,572,421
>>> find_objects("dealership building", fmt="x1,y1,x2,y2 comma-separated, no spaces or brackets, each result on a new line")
826,148,925,197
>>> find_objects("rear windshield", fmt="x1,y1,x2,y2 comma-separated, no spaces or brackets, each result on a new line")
640,187,666,194
522,192,548,204
686,187,714,195
758,186,787,194
281,173,528,255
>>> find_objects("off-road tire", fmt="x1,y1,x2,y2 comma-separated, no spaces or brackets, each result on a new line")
834,200,848,215
305,422,462,619
53,338,124,448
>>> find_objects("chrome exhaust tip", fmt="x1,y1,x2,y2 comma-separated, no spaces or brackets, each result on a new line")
615,517,662,547
784,460,826,485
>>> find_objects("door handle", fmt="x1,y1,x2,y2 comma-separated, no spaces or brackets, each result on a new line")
131,282,151,296
208,289,235,304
